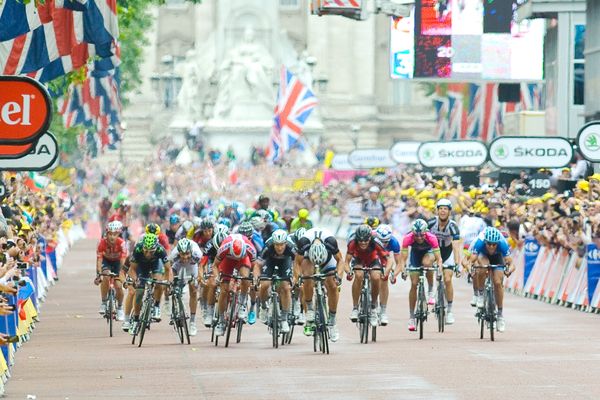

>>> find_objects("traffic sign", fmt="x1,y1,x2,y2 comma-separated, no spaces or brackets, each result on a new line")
0,76,52,144
0,132,59,171
577,121,600,162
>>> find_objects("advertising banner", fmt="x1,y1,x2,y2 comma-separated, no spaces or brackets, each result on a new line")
348,148,397,169
330,154,354,171
587,244,600,303
577,121,600,162
489,136,573,168
389,141,420,164
0,132,59,171
523,236,540,284
417,140,487,167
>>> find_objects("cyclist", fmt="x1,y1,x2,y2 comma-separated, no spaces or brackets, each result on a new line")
397,219,443,332
192,218,214,250
427,199,462,325
288,227,307,324
212,233,257,337
295,228,346,342
128,234,171,333
200,224,229,327
462,227,514,332
346,224,388,327
168,238,202,336
95,221,127,320
165,214,181,246
375,224,400,326
145,223,170,252
459,207,488,306
290,209,313,232
255,230,294,333
237,221,263,324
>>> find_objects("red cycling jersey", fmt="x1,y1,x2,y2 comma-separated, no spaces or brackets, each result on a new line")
96,237,127,262
347,238,388,267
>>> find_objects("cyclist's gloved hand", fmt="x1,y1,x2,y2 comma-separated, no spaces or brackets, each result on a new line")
401,271,407,281
389,271,397,285
94,274,101,286
335,274,342,287
345,271,354,281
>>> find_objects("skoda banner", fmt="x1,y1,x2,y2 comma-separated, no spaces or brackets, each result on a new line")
489,136,573,168
389,141,420,164
523,236,540,284
348,149,397,169
587,244,600,303
577,121,600,162
417,140,487,168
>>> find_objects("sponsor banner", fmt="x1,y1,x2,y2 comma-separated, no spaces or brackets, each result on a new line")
417,140,487,167
523,236,540,284
389,141,420,164
330,154,354,171
587,244,600,303
577,121,600,162
489,136,573,168
0,76,52,144
0,132,58,171
348,148,397,169
322,170,367,185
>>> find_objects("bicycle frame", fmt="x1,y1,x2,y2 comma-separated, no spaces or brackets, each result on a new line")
353,266,378,344
100,272,119,337
301,267,335,354
472,264,506,342
408,266,437,340
261,265,288,348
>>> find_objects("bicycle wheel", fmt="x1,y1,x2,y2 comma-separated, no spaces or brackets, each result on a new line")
236,317,244,344
359,290,368,344
138,299,152,348
225,292,236,348
487,285,495,342
107,290,114,338
172,297,184,344
372,325,377,343
318,293,329,354
417,283,425,340
272,294,279,348
178,296,190,345
437,281,445,333
479,311,485,339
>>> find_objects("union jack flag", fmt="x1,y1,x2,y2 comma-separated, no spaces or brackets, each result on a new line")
267,66,318,162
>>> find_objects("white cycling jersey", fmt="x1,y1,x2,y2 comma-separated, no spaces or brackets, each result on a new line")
459,215,487,247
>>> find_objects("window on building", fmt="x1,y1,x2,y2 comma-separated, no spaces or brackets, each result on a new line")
280,0,300,10
573,24,585,105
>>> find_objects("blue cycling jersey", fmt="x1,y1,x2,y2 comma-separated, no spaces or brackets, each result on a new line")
384,236,401,254
252,231,264,253
471,236,510,258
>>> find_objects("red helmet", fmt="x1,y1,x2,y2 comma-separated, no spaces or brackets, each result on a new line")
229,235,246,259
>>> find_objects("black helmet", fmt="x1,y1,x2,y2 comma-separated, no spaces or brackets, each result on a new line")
355,224,372,242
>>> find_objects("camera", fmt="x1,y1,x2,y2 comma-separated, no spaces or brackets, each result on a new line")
11,275,27,287
16,262,28,270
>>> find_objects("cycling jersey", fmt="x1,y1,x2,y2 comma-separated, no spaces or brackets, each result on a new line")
383,236,401,254
169,240,202,278
258,241,295,280
347,238,388,269
131,242,169,277
251,231,264,253
428,217,460,262
290,218,313,232
216,234,257,280
459,215,487,248
470,235,511,258
96,237,127,262
296,228,340,266
401,232,440,252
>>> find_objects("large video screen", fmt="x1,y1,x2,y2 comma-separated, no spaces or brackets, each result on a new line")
390,0,545,81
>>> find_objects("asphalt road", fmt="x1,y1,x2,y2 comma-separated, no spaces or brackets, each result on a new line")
7,240,600,399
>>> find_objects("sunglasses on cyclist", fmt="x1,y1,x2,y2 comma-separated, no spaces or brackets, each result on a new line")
484,241,498,246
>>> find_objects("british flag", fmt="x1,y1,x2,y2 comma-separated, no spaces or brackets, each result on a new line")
267,66,318,162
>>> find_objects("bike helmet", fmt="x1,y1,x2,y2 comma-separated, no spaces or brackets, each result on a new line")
292,227,307,242
237,221,254,238
142,233,159,250
169,214,180,225
229,235,246,259
250,216,266,231
212,229,228,249
483,227,503,244
308,241,328,266
217,217,232,228
214,223,230,237
436,198,452,210
271,229,288,244
200,218,215,231
355,224,372,242
365,216,380,228
412,219,429,234
177,238,192,254
106,221,122,233
192,216,203,229
145,223,161,235
375,224,392,243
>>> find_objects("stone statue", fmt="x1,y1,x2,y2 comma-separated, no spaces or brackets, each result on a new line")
213,26,275,120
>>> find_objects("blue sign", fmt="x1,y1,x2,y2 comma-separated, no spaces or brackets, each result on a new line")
587,244,600,302
523,236,540,284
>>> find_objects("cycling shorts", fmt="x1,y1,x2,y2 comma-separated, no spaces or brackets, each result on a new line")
409,249,433,269
102,259,121,275
350,257,383,271
260,258,293,281
478,253,505,268
172,263,198,280
137,259,164,279
218,256,251,281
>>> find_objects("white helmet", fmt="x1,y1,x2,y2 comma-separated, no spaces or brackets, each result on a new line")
271,229,288,244
436,198,452,210
106,221,123,233
308,241,328,266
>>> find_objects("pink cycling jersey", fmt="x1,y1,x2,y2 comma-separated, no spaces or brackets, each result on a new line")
401,232,440,252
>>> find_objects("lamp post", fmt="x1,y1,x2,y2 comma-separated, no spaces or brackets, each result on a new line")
150,54,182,109
351,124,361,149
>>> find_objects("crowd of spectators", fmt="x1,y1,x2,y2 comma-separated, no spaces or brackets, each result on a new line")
0,172,76,346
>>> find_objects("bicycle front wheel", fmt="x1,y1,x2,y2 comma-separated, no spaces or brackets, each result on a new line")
437,281,445,333
138,300,152,348
359,290,369,344
225,292,236,347
178,296,190,345
487,286,496,342
272,295,279,348
107,290,114,338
